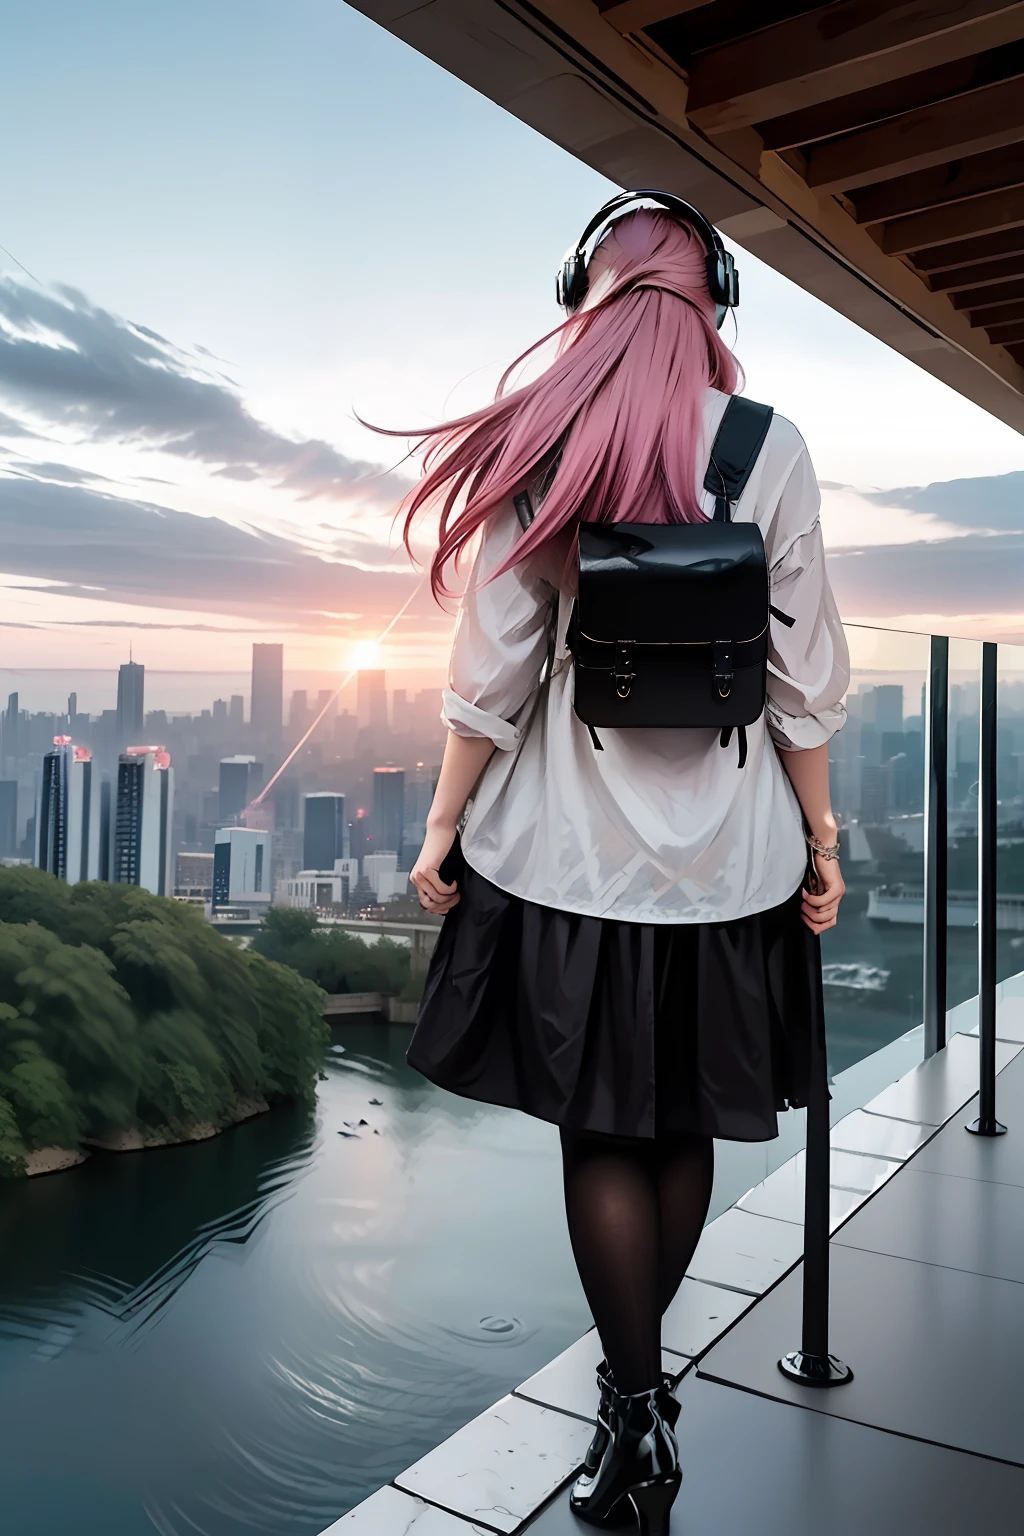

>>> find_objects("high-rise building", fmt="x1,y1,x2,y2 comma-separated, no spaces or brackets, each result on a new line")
289,690,309,732
334,710,358,757
0,780,16,858
2,693,19,763
357,670,387,732
116,660,145,740
219,755,262,825
864,684,904,734
212,698,228,722
229,695,244,725
373,766,405,861
402,765,434,856
250,644,283,735
112,746,173,895
212,827,271,915
303,792,346,871
36,738,99,883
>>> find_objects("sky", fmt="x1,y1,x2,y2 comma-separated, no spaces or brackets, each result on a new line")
1,0,1023,710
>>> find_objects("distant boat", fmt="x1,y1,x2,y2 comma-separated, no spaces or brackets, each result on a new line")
821,962,890,992
867,885,1024,931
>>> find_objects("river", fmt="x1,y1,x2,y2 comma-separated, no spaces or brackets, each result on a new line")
0,1025,593,1536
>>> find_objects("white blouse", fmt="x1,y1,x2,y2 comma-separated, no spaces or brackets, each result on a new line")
441,387,850,924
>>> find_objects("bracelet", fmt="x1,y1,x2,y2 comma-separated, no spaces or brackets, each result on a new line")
804,830,840,860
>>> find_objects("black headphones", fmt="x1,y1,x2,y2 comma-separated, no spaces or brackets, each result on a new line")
555,188,739,329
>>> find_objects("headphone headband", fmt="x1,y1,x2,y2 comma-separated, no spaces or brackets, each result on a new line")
556,188,738,328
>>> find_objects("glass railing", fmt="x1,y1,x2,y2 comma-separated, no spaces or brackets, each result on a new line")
997,640,1024,990
821,624,929,1077
711,619,1022,1214
947,637,981,1013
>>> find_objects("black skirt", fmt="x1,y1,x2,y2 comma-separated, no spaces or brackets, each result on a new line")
407,837,827,1143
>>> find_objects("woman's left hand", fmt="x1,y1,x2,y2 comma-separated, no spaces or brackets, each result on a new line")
410,821,461,916
801,854,845,934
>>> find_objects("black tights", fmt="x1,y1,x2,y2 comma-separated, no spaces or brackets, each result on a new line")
559,1125,715,1396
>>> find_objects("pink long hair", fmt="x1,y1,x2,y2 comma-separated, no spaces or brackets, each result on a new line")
371,207,742,599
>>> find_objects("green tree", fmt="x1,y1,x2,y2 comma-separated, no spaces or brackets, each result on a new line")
0,870,331,1176
0,1091,26,1178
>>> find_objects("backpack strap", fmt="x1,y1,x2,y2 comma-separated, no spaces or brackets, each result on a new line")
513,490,535,531
703,396,774,522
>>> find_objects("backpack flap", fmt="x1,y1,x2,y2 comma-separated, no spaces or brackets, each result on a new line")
569,521,769,729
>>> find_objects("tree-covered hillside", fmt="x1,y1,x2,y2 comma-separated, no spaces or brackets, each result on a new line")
0,868,328,1178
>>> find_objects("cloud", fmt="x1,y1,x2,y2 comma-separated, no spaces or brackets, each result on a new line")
0,476,415,625
0,277,410,506
861,471,1024,532
828,532,1024,618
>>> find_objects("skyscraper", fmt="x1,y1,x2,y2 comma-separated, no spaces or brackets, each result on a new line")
251,644,283,735
357,670,387,732
36,738,99,883
229,695,244,725
212,827,271,914
302,792,346,871
373,766,405,862
116,659,145,740
113,746,173,895
0,780,16,858
219,755,262,825
2,693,19,764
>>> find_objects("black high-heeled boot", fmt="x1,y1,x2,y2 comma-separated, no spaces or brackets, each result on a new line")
582,1358,614,1477
570,1379,681,1535
583,1360,682,1478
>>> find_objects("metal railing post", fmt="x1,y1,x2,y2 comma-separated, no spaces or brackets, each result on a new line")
967,641,1006,1138
923,635,948,1058
778,966,852,1388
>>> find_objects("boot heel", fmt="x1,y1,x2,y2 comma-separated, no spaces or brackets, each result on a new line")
627,1474,681,1536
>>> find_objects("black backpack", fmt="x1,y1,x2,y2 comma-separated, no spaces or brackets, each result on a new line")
514,396,792,768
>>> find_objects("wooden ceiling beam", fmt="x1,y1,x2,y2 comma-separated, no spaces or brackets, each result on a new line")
879,185,1024,253
967,297,1024,325
929,253,1024,291
953,277,1024,309
685,1,1024,133
596,0,709,30
910,224,1024,270
851,143,1024,226
1003,341,1024,361
758,43,1024,151
985,320,1024,342
806,74,1024,194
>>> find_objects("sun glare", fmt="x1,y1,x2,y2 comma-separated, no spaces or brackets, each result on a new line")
349,639,383,670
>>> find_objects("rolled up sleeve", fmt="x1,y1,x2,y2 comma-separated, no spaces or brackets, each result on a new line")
440,501,556,752
764,443,850,753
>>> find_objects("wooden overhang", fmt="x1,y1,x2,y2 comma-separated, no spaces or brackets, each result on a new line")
349,0,1024,434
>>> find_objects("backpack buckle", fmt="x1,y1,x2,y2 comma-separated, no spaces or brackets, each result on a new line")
614,643,636,700
713,639,735,699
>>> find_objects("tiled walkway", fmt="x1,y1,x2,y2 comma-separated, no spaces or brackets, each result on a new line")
325,992,1024,1534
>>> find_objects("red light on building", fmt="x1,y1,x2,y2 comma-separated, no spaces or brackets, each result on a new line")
53,734,72,747
73,746,92,763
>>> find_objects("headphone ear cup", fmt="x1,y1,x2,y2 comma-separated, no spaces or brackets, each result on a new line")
559,255,588,312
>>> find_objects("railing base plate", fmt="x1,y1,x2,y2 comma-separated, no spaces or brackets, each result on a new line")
966,1116,1007,1137
777,1351,852,1388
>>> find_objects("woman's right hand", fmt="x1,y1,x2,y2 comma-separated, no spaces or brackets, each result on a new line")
411,822,461,915
801,853,845,935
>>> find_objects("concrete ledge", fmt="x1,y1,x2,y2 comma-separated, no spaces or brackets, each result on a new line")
393,1393,594,1533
